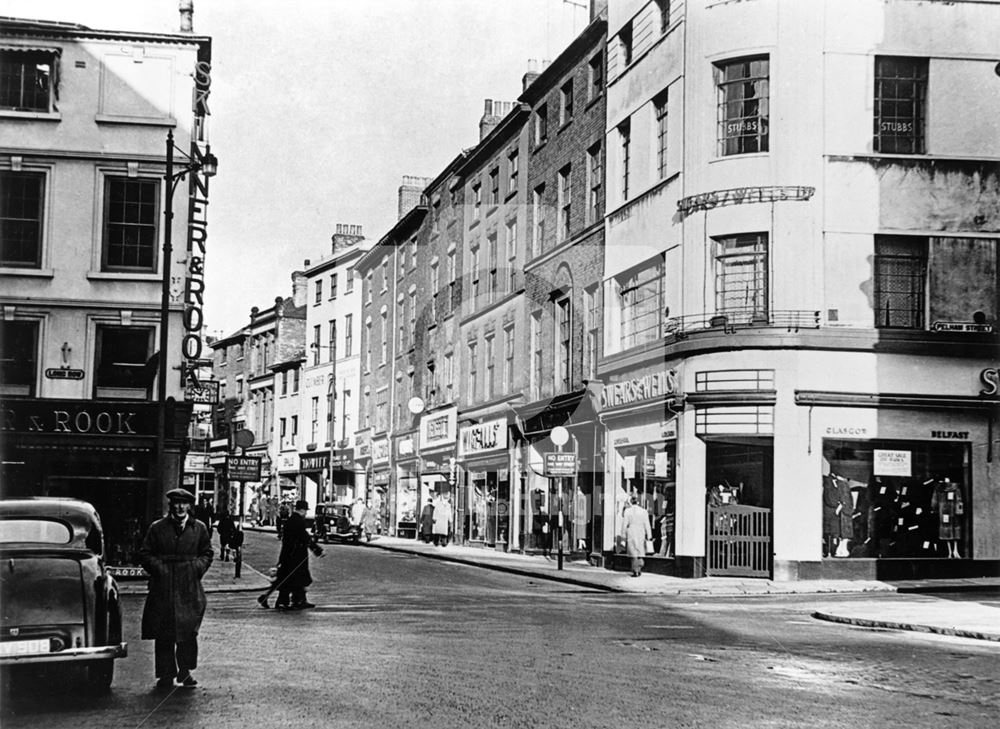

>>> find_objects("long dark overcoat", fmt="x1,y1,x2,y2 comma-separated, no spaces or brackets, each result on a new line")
138,516,214,641
276,512,314,590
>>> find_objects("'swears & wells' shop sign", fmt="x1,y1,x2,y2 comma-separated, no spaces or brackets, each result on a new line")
2,400,157,436
600,370,679,410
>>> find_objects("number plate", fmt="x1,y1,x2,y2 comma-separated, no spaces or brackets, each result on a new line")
0,639,51,656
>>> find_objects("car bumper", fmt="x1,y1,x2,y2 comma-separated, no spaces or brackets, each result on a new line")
0,642,127,666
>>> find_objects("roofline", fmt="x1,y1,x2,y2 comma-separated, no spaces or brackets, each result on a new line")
519,16,606,106
355,204,429,272
0,16,212,51
454,104,530,177
423,150,471,197
302,243,368,277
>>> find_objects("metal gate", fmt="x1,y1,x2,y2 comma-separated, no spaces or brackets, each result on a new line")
706,505,772,577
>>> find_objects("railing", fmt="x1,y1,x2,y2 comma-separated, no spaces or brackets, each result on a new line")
664,309,821,340
706,505,772,578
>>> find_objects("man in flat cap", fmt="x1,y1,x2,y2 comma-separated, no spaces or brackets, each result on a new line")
138,487,214,690
270,499,322,610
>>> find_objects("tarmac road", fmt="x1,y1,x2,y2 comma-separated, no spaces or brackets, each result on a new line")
2,531,997,728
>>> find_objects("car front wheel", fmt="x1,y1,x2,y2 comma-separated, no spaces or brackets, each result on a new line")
87,659,114,693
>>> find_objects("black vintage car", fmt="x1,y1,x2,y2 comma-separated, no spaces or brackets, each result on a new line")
312,502,363,544
0,498,127,691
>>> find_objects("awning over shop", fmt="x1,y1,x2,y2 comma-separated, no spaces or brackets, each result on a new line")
514,384,601,438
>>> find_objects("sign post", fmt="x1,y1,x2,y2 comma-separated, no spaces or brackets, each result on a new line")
229,428,256,578
549,427,571,571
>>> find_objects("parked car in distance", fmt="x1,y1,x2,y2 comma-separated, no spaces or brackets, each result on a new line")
312,502,362,544
0,498,127,692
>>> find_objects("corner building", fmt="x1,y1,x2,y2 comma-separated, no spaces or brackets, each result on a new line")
601,0,1000,579
0,16,214,575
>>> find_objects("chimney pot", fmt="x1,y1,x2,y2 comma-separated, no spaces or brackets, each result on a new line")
179,0,194,33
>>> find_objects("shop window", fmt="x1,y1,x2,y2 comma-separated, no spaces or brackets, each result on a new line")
823,439,970,559
874,56,927,155
1,170,44,267
617,442,676,558
102,177,158,272
94,325,153,398
615,255,664,350
1,49,56,112
0,320,38,396
715,233,768,320
715,56,769,156
874,235,926,329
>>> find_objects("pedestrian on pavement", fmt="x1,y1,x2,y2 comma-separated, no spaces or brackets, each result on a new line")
362,500,378,541
277,500,290,539
272,499,323,610
350,497,365,527
138,487,214,690
195,498,214,537
216,509,235,561
419,499,434,543
622,495,652,577
432,494,453,547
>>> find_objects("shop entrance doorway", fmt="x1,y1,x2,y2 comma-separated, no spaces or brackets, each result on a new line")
704,439,773,577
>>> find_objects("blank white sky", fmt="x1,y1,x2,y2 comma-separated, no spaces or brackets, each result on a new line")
4,0,584,335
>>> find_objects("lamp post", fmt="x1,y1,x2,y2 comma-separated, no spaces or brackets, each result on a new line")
157,129,217,496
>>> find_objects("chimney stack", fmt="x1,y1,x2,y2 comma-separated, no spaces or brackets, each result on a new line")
332,223,365,254
398,176,432,219
179,0,194,33
522,59,540,92
479,99,515,141
290,271,308,308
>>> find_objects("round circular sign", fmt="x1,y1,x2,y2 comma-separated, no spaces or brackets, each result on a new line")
233,428,255,449
550,426,569,447
407,396,425,415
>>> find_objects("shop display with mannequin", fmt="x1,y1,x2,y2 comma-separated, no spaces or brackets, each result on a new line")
931,477,965,558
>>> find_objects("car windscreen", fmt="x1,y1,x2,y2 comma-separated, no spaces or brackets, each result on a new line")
0,518,72,544
0,555,85,626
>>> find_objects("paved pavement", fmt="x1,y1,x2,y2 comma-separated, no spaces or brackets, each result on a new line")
119,525,1000,642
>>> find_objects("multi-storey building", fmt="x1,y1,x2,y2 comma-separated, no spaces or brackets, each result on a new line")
355,179,429,536
299,224,368,504
453,100,529,549
514,12,607,559
0,13,215,574
209,278,305,514
601,0,1000,579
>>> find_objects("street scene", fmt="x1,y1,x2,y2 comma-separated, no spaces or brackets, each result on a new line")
3,532,999,728
2,0,1000,725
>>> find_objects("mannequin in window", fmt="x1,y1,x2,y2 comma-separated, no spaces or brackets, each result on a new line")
831,474,854,557
931,477,964,558
822,474,841,557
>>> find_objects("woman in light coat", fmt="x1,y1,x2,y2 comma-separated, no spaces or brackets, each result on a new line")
621,495,652,577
